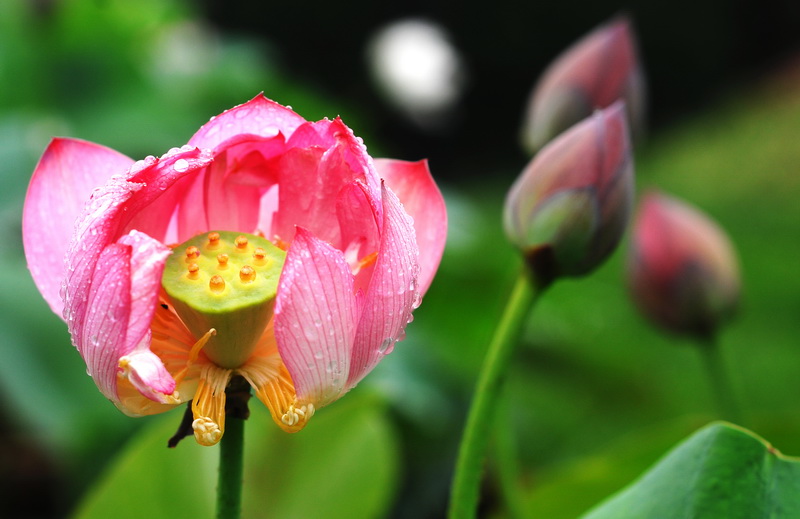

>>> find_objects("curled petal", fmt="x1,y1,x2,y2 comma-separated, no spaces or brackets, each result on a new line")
188,93,307,150
22,138,133,315
375,158,447,296
347,183,419,389
275,228,358,406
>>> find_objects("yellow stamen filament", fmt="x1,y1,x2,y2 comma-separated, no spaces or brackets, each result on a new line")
191,363,232,446
187,263,200,280
209,275,226,293
185,245,200,260
207,232,220,249
239,265,256,283
238,357,313,433
172,328,217,386
217,254,229,269
235,235,248,250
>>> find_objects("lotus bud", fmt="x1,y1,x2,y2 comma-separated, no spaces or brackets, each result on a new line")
521,15,646,154
504,101,634,288
627,191,740,339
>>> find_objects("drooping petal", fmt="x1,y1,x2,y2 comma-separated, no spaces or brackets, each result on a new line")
275,227,359,407
22,138,134,315
347,183,419,389
188,93,307,151
375,158,447,296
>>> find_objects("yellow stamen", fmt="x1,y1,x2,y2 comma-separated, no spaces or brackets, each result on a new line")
191,363,232,446
172,328,216,386
238,357,313,433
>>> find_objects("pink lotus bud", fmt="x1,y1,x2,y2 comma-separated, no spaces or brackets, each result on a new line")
504,101,634,287
627,191,740,339
521,16,645,154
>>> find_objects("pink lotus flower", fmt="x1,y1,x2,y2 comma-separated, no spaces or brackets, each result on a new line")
521,16,645,154
628,191,740,339
23,94,447,445
504,101,634,287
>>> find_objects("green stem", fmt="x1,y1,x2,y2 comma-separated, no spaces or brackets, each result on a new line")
698,336,741,424
448,270,543,519
217,415,245,519
492,386,526,519
217,377,251,519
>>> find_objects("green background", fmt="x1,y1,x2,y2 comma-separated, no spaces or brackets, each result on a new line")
1,1,798,517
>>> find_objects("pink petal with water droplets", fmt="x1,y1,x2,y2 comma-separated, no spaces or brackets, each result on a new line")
347,183,419,389
117,231,172,353
22,138,134,315
64,148,212,379
188,93,307,151
375,159,447,296
275,228,358,406
80,243,133,402
75,231,174,408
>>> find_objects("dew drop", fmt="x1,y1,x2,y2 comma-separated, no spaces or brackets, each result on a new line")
379,337,395,354
173,159,189,172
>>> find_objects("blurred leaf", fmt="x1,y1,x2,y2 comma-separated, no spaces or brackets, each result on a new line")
72,391,399,519
580,422,800,518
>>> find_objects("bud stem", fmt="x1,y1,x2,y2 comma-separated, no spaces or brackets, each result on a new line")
698,336,742,424
448,268,542,519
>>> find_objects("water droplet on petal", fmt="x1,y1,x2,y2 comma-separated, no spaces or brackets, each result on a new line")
173,159,189,172
379,337,395,354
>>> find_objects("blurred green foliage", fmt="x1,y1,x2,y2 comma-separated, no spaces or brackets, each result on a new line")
1,0,799,518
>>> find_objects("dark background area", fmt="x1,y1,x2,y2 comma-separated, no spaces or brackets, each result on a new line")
200,0,800,177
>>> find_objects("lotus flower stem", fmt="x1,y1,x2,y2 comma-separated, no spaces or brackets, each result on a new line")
698,336,741,424
448,269,543,518
217,377,251,519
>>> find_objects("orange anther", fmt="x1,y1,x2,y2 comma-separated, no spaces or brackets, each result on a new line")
253,247,266,263
217,254,229,268
186,246,200,259
187,263,200,279
235,235,249,250
239,265,256,283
